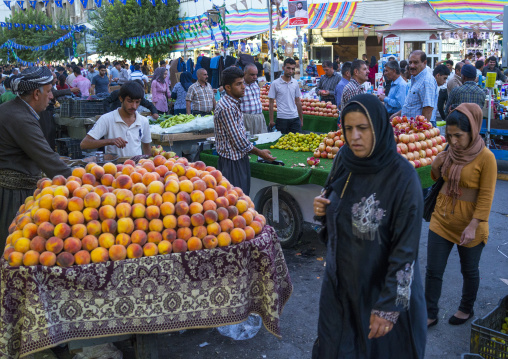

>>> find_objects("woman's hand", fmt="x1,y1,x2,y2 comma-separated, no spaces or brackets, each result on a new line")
368,314,394,339
314,195,330,217
460,219,480,246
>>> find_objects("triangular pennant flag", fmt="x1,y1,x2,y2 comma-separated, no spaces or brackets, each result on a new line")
42,0,48,5
28,24,33,29
4,1,11,9
149,0,155,5
472,24,480,35
337,20,345,29
21,23,25,30
161,0,167,4
80,0,87,8
14,23,19,27
363,27,370,41
28,0,35,7
376,32,383,44
240,0,247,10
41,24,47,30
483,19,492,31
94,0,101,7
68,0,73,3
350,23,358,34
55,0,62,6
16,0,23,9
230,4,238,14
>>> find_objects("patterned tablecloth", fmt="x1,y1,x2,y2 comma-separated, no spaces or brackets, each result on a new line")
0,226,292,358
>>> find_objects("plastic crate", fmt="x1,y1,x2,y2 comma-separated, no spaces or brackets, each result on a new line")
56,138,83,159
73,100,106,118
59,99,74,117
470,295,508,359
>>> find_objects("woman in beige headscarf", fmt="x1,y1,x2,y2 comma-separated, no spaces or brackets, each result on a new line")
169,58,180,91
425,103,497,327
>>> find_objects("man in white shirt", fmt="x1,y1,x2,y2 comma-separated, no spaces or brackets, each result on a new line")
80,81,151,157
294,2,308,18
130,64,148,86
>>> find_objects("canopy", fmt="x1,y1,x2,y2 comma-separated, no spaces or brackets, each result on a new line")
427,0,504,31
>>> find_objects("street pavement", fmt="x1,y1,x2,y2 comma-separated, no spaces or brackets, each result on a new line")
42,180,508,359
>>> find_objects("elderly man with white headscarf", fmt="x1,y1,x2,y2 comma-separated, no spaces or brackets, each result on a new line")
0,66,71,249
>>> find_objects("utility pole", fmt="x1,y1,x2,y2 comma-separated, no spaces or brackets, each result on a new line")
267,0,275,82
503,6,508,68
297,26,304,78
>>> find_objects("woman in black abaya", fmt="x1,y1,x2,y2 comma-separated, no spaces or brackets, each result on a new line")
312,94,427,358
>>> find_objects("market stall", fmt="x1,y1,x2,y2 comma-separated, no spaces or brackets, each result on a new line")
262,111,338,133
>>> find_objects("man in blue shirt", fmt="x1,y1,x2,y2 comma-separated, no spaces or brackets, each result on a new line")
378,60,407,116
334,62,351,110
109,61,120,86
431,65,450,126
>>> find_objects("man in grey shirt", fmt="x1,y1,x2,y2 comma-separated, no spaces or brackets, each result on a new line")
316,60,342,104
268,58,303,134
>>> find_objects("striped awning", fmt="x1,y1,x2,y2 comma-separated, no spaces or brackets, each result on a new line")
304,2,357,29
427,0,505,31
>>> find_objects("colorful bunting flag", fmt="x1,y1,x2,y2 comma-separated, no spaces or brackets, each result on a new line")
80,0,87,7
16,0,23,9
483,19,492,30
29,0,35,7
55,0,62,7
363,27,370,41
4,1,11,9
94,0,101,7
376,32,383,44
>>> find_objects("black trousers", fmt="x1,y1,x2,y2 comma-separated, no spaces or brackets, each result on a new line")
437,89,448,120
217,155,251,195
425,230,484,319
276,117,301,134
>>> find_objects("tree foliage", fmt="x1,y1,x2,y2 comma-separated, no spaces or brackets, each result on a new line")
0,9,73,63
90,0,180,61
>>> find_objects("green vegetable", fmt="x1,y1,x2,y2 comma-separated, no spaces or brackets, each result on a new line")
158,114,201,128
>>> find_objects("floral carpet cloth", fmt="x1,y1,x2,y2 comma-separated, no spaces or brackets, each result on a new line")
0,226,292,358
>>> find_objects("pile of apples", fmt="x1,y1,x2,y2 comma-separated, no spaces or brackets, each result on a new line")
392,115,447,168
259,85,339,118
313,129,345,159
3,158,266,268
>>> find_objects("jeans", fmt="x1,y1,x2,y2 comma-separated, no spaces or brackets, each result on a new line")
425,230,484,319
276,117,301,134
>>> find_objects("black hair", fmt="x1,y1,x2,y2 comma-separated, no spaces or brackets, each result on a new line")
119,80,145,100
476,51,482,56
446,59,454,67
410,50,427,63
446,110,471,133
98,65,106,70
433,64,450,77
341,61,352,76
222,66,244,88
56,66,65,72
3,76,12,89
58,74,66,87
322,60,333,68
73,66,81,75
475,60,484,69
264,57,268,61
399,60,408,69
134,64,141,71
160,60,166,65
351,59,366,76
455,62,464,71
283,58,296,67
488,56,497,63
385,60,401,75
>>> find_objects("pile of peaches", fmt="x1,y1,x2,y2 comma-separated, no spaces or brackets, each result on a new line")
3,157,266,268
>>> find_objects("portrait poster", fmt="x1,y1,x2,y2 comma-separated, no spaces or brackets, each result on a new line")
288,0,309,27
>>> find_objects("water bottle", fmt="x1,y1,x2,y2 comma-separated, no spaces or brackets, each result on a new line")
216,314,263,340
95,151,104,163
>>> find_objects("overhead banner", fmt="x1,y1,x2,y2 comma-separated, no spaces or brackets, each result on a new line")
288,0,309,27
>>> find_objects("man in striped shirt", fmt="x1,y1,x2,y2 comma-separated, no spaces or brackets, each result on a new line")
214,67,275,195
241,63,267,134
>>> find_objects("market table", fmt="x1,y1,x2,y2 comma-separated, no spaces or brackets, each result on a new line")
200,142,434,189
0,226,292,358
262,111,338,133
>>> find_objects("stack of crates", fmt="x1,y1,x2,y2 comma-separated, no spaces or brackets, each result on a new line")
56,138,83,159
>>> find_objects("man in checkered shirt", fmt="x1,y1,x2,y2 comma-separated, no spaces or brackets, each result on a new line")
340,59,368,112
240,63,267,134
214,67,275,195
186,68,216,116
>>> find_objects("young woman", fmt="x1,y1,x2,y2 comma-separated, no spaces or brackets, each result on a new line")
312,94,426,358
56,74,69,90
171,71,193,115
425,103,497,327
151,67,171,114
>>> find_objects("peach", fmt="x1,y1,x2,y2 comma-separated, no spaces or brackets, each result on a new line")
74,250,91,265
33,208,51,225
159,202,175,217
219,180,232,190
204,210,218,224
116,189,134,204
90,165,105,180
241,211,254,226
191,213,205,227
254,215,266,226
175,201,189,216
193,161,206,171
192,226,207,239
164,179,180,194
190,190,205,204
216,207,229,222
66,176,82,185
72,167,86,178
71,224,88,239
146,193,162,207
172,239,188,253
49,210,67,226
193,180,207,192
63,237,82,254
30,236,46,253
227,206,239,219
155,165,169,178
39,251,57,266
147,180,164,195
73,187,89,199
134,193,147,205
162,215,177,229
203,175,217,189
84,192,101,209
116,174,133,189
162,228,177,243
179,180,194,194
7,251,23,267
103,162,117,176
176,227,192,241
147,231,162,244
54,223,71,239
86,220,102,237
101,173,115,186
109,244,127,261
82,235,99,251
164,161,175,171
203,200,217,212
67,196,84,212
17,215,33,230
98,233,115,249
39,194,54,210
13,237,30,253
91,247,109,263
131,230,148,246
143,242,159,257
82,173,96,185
172,163,186,177
83,208,99,223
134,218,149,232
176,191,191,204
187,237,202,251
204,188,218,202
56,252,75,267
188,202,203,216
235,200,249,214
232,215,247,229
209,170,222,183
85,162,97,173
122,164,135,176
22,223,38,239
162,191,176,204
226,194,238,206
184,167,198,180
207,222,221,236
177,215,191,228
203,235,218,249
23,250,40,266
145,205,161,220
244,226,255,241
101,219,117,234
129,203,146,219
215,197,229,208
116,203,132,218
217,232,232,247
65,180,81,195
215,186,227,198
132,183,147,195
142,172,158,186
101,193,117,207
219,219,234,233
98,205,116,221
158,240,173,255
117,217,134,234
46,237,64,253
10,230,23,243
230,228,246,244
37,222,55,239
51,195,67,210
250,221,263,235
94,185,109,197
130,172,143,184
52,175,67,186
126,243,143,259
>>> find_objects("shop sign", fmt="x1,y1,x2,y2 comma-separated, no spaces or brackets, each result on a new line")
384,36,400,56
288,0,309,27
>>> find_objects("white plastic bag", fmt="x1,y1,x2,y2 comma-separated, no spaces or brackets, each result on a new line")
216,314,262,340
72,343,123,359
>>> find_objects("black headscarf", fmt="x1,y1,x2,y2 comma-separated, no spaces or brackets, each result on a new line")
179,71,193,92
339,94,399,175
370,56,377,68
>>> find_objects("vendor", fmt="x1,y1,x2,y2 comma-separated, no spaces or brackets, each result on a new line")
80,81,152,157
316,60,342,105
0,67,72,248
103,79,159,120
241,64,267,134
214,67,275,195
306,60,318,77
482,56,507,82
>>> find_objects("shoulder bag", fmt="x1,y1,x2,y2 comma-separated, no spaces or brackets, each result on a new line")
423,146,448,222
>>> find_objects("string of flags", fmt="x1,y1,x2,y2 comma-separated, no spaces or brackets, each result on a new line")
0,26,84,52
3,0,168,10
6,48,40,67
0,22,84,31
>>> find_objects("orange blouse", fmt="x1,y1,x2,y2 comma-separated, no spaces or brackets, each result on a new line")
429,147,497,247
